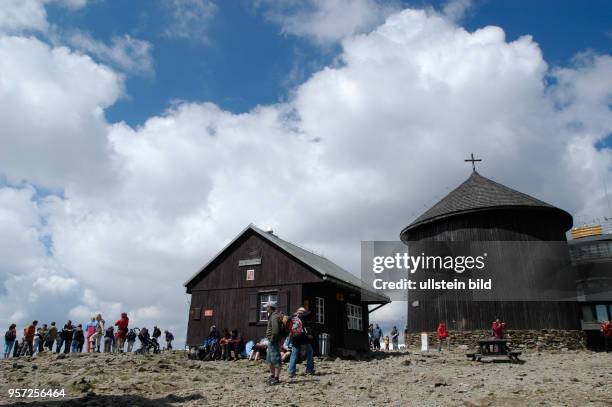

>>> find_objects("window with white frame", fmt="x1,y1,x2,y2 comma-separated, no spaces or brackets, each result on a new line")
315,297,325,324
259,292,278,322
346,303,362,331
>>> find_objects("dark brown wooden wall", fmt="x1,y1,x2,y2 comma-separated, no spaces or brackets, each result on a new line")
403,209,580,332
186,230,322,346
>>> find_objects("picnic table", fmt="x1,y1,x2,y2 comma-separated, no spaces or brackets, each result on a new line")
466,339,522,363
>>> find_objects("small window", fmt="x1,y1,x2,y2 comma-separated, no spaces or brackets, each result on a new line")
595,304,609,322
347,303,363,331
315,297,325,324
259,292,278,322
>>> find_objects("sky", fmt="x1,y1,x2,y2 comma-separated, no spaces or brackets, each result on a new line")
0,0,611,345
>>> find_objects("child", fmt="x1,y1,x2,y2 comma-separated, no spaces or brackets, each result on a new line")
383,335,390,351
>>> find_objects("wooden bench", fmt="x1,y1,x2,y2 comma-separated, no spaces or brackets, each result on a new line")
466,339,523,363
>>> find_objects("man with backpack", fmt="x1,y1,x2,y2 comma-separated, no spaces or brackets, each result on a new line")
24,321,37,356
104,326,115,352
264,302,283,385
287,307,315,378
62,321,74,354
165,330,174,351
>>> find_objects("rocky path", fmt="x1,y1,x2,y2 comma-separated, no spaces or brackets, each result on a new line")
0,349,610,406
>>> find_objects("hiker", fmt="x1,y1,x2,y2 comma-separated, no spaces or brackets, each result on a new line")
391,326,399,351
165,330,174,351
372,324,383,350
152,325,162,351
44,322,58,351
404,326,409,350
84,317,96,353
4,324,17,358
126,328,137,352
368,324,374,349
437,321,449,352
492,319,507,340
104,326,115,353
93,314,105,352
115,312,129,353
602,320,612,352
219,329,231,359
62,321,74,354
264,302,283,385
37,324,48,353
33,327,43,354
384,335,390,351
24,320,37,356
251,338,268,361
72,324,84,353
287,307,315,378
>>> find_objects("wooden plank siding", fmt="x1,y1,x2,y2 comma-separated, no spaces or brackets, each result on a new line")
404,210,580,333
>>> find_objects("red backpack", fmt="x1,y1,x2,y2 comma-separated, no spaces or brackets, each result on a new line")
289,316,304,337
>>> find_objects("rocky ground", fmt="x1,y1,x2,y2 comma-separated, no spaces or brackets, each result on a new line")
0,348,610,407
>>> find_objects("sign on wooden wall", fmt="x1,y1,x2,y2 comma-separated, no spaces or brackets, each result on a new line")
204,309,214,317
246,269,255,281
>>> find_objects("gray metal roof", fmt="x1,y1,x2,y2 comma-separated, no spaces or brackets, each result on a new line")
185,224,390,303
403,171,573,233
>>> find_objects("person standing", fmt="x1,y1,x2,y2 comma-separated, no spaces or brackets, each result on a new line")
165,330,174,351
72,324,84,353
437,321,449,352
492,318,507,340
4,324,17,358
84,317,96,353
93,314,105,352
104,326,115,353
287,307,315,378
368,324,374,349
372,324,383,350
264,302,283,385
391,326,399,351
126,329,137,352
404,326,409,351
24,321,37,356
114,312,129,353
601,320,612,352
62,321,74,354
37,324,48,353
44,322,57,351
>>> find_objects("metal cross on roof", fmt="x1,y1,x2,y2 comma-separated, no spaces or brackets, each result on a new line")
464,153,482,172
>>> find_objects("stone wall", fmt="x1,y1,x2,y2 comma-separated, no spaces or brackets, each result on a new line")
404,330,587,350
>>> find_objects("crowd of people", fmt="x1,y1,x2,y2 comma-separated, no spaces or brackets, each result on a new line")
3,313,174,358
192,302,316,385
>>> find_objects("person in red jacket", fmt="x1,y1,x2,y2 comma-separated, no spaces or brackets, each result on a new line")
602,320,611,352
436,321,449,352
23,320,38,356
492,318,507,339
114,312,129,353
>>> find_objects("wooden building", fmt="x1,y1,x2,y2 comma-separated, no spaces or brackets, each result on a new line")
401,169,581,332
185,225,390,352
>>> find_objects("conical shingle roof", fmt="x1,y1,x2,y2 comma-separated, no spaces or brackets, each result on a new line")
402,171,572,235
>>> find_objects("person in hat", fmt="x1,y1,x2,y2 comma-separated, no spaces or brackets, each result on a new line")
287,307,315,378
264,301,283,385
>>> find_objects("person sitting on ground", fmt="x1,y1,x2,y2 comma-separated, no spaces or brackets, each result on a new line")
228,329,243,360
281,336,292,363
4,324,17,359
197,325,219,360
601,320,612,352
245,339,256,360
126,328,137,352
44,322,57,351
219,329,231,360
62,320,74,354
251,338,268,361
391,326,399,351
437,321,449,352
492,318,507,340
165,330,174,351
104,326,115,353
